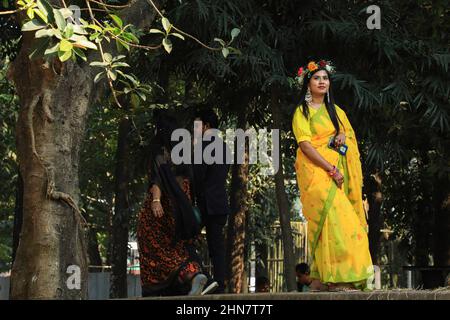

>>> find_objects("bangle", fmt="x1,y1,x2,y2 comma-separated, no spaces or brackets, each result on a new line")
152,199,161,202
328,165,337,177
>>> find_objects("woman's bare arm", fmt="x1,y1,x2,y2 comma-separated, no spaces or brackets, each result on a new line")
150,184,164,217
150,184,162,200
299,141,344,188
299,141,334,171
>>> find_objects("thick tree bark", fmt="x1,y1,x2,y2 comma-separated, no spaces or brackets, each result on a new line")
225,111,249,294
270,86,297,292
10,44,92,299
8,0,162,299
110,116,132,298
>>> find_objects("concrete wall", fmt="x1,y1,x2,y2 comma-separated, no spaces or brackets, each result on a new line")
0,273,142,300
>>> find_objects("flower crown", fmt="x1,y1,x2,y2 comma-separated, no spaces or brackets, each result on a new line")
296,60,336,86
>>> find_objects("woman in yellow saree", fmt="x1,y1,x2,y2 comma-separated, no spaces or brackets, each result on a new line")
292,60,373,291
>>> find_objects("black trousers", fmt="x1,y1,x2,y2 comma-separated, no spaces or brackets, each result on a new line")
203,214,228,292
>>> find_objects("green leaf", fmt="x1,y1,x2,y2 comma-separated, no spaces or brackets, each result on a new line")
90,61,109,67
150,28,165,35
26,7,35,19
94,71,104,83
107,69,117,81
33,8,48,23
115,39,128,52
73,47,87,61
58,48,72,62
59,39,73,52
136,90,146,101
161,17,171,33
162,38,172,53
121,73,138,84
59,8,72,19
72,23,87,35
44,42,59,56
21,19,46,32
123,87,132,94
86,24,103,32
35,28,54,38
111,62,130,68
65,23,74,39
231,28,240,40
214,38,226,47
122,32,139,44
222,47,230,58
53,29,63,40
112,27,121,36
170,32,185,40
228,47,242,55
72,36,97,50
103,53,112,63
53,8,66,30
149,28,165,35
130,93,140,108
110,14,123,28
37,0,54,23
29,37,51,59
112,55,126,62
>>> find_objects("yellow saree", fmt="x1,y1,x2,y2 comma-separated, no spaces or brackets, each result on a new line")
292,103,373,289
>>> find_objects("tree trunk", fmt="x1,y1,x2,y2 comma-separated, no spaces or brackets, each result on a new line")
87,228,103,272
415,156,433,266
270,86,297,292
255,241,268,278
12,171,23,265
8,0,163,299
366,172,383,265
9,41,92,299
225,111,249,293
433,177,450,266
110,116,132,298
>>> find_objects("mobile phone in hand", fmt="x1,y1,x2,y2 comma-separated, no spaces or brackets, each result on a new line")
328,137,348,156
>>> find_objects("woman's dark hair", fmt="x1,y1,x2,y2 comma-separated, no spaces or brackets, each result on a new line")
153,109,179,150
195,108,219,129
297,68,342,136
295,263,310,275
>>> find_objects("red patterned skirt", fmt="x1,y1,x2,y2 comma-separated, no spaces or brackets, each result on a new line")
137,184,202,296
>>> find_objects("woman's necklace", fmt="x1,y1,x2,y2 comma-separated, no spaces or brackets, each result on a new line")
308,101,323,110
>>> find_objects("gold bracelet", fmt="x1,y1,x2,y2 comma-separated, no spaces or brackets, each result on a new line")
152,199,161,202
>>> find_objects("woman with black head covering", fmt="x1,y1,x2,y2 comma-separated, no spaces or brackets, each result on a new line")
137,110,211,296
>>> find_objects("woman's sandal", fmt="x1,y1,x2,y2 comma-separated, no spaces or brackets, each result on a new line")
201,281,219,295
188,274,208,295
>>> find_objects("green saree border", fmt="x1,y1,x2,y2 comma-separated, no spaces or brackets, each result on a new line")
340,154,350,195
309,156,342,261
309,183,337,258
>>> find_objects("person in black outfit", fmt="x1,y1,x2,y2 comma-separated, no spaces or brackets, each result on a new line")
192,108,231,294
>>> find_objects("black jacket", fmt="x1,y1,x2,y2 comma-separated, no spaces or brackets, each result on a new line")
193,135,231,216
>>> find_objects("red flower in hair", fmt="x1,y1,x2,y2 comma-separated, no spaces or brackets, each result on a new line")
297,67,304,76
319,60,327,67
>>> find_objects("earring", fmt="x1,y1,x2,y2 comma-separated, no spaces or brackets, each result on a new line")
305,87,312,104
327,89,330,104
